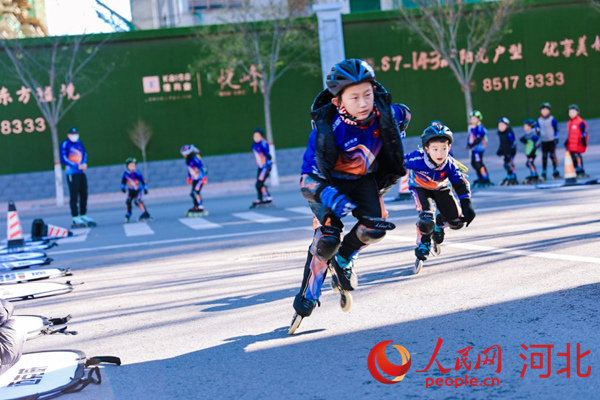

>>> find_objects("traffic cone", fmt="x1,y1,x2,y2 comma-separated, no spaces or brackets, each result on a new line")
7,202,25,248
31,219,72,240
395,175,411,201
564,151,577,185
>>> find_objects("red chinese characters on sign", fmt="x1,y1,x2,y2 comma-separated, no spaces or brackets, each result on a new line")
416,338,502,375
543,35,599,58
520,343,591,378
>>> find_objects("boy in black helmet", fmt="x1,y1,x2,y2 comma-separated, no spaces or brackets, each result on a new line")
289,58,410,333
404,124,475,271
537,102,560,180
121,158,151,222
496,117,518,185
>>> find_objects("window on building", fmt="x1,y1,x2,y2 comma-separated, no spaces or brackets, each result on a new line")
349,0,381,12
189,0,243,10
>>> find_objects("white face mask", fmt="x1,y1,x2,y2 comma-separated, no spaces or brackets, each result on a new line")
68,134,79,142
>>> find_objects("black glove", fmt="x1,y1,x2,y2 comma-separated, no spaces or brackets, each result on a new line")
460,198,476,227
143,189,148,195
554,138,559,145
121,187,126,193
582,136,587,147
564,140,568,149
519,136,527,144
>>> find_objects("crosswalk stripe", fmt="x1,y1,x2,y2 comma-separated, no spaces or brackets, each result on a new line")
178,218,222,230
123,223,155,237
232,212,289,224
58,228,91,243
285,207,313,215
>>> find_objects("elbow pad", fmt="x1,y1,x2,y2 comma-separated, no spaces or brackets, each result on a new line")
300,174,326,202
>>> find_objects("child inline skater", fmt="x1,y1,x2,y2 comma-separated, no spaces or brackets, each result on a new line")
537,102,560,180
251,128,273,208
520,119,541,184
121,158,151,223
405,124,475,273
180,144,208,216
496,117,518,185
467,110,492,187
289,58,410,334
565,104,588,178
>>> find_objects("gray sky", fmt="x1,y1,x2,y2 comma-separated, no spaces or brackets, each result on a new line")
45,0,132,36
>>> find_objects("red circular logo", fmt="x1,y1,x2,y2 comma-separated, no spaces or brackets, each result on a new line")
367,340,411,384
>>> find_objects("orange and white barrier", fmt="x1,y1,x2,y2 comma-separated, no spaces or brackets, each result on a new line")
399,175,409,195
46,224,71,238
7,202,25,247
564,151,577,184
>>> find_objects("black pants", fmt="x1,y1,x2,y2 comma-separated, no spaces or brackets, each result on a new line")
67,174,88,217
541,141,558,171
410,186,461,222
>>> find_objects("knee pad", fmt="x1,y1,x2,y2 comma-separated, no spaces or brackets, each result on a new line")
447,218,465,230
417,212,435,235
125,197,133,206
435,214,446,227
310,225,341,260
256,180,264,191
190,190,199,198
356,217,396,244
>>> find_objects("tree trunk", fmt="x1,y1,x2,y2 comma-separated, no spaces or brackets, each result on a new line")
142,147,148,183
263,88,280,186
50,124,65,206
462,82,473,125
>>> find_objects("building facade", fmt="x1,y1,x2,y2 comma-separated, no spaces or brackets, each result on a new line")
0,0,47,38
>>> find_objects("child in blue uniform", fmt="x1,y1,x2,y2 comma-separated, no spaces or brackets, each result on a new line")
496,117,518,185
405,124,475,262
520,119,541,184
180,144,208,215
291,59,410,326
60,127,95,226
121,158,151,222
251,128,273,207
467,110,492,187
537,102,560,180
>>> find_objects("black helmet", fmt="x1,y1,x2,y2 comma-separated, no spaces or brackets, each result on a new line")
498,117,510,125
523,118,536,127
326,58,376,96
568,104,580,111
421,124,453,146
125,157,137,165
540,102,551,110
68,127,79,134
253,127,265,136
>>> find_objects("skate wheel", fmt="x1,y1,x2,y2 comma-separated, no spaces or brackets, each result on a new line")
431,242,441,256
288,313,303,335
413,259,423,274
340,291,353,312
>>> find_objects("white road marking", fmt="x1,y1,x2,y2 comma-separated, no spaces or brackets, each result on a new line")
58,228,91,243
387,235,600,265
232,212,289,224
123,223,155,237
285,207,313,215
179,218,222,230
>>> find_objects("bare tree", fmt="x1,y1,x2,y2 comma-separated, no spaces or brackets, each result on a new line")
193,0,319,185
0,34,112,206
129,119,153,180
591,0,600,12
396,0,520,120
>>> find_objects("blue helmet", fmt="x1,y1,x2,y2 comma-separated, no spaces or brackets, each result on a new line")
498,117,510,125
326,59,376,96
523,118,536,127
67,127,79,134
421,124,453,146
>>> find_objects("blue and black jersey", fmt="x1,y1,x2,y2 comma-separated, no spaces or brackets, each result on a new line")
60,140,87,175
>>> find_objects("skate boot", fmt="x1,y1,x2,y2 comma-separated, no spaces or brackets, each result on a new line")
289,294,319,335
330,253,358,291
71,216,85,229
262,196,273,204
79,215,97,227
124,212,131,223
480,178,493,187
138,211,153,222
186,206,208,217
415,241,431,261
431,226,444,256
249,199,262,209
552,170,561,180
507,174,518,185
472,178,482,188
576,170,589,179
541,171,547,181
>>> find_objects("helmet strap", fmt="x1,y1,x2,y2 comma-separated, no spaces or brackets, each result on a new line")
337,105,379,128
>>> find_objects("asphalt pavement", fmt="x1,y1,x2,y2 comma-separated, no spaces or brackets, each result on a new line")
1,145,599,399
